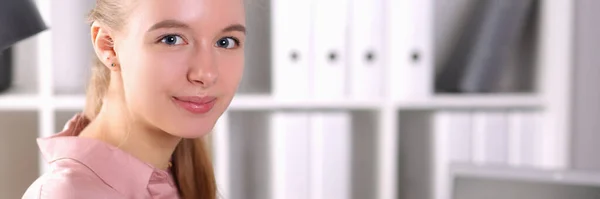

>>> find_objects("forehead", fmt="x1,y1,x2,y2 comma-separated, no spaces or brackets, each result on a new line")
128,0,246,32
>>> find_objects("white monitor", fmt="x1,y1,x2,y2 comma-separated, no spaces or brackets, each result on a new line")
450,163,600,199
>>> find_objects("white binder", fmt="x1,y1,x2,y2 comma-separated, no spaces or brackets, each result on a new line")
447,111,473,163
310,111,351,199
508,111,542,167
270,112,310,199
271,0,314,100
311,0,350,99
388,0,434,101
348,0,384,99
212,112,230,199
433,111,472,199
473,111,509,165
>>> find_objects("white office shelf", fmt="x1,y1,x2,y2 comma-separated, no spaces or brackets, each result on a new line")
51,94,383,111
397,94,544,110
43,93,544,112
0,95,40,111
0,95,84,111
0,86,41,111
230,95,384,110
52,95,86,110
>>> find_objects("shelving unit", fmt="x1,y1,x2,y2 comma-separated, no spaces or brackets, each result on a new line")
0,0,585,199
396,94,543,110
0,94,39,111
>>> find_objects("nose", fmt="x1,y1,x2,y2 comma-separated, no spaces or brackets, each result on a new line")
188,43,218,88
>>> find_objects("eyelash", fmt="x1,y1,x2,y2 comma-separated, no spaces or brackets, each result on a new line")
157,34,242,49
158,34,187,46
217,37,241,49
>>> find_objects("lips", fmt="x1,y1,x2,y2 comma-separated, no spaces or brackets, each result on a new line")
172,96,217,114
173,96,217,104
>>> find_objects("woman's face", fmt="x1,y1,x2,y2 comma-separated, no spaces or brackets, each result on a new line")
115,0,245,138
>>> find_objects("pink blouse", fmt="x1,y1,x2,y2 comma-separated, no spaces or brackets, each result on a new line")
22,114,181,199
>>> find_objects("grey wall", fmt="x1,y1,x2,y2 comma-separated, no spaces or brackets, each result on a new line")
0,112,39,199
350,111,378,199
238,0,271,95
229,111,271,199
571,0,600,171
398,111,434,199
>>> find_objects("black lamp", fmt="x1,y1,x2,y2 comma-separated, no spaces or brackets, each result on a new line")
0,0,47,92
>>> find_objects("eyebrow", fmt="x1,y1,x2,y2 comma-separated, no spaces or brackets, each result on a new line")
147,20,190,32
147,20,246,35
223,24,246,35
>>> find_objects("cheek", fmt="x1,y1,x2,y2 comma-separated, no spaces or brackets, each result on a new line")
218,53,245,93
137,50,189,93
121,48,189,114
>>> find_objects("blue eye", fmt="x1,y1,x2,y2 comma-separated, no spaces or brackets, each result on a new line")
216,37,239,49
160,35,186,45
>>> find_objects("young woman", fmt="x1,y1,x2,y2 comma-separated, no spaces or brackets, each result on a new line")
22,0,246,198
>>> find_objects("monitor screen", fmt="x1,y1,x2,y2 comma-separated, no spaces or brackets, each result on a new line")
453,176,600,199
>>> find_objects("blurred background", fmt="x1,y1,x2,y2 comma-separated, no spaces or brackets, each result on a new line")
1,0,599,199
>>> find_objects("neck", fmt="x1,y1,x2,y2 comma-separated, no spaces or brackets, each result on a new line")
79,97,181,170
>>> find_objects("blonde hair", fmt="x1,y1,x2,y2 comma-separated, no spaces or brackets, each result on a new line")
85,1,217,198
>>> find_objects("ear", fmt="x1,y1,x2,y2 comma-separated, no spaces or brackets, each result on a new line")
91,21,119,71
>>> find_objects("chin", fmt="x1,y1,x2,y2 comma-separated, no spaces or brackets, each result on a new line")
176,130,212,139
167,119,217,139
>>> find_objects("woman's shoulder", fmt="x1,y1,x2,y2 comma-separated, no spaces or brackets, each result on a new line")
22,158,118,199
